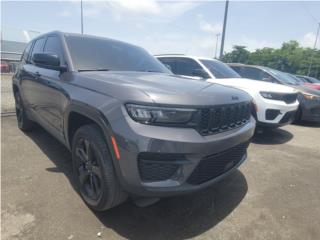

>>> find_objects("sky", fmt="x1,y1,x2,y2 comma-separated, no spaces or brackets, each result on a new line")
1,0,320,57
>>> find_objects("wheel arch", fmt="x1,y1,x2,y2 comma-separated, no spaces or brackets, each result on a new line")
64,101,127,191
65,102,111,146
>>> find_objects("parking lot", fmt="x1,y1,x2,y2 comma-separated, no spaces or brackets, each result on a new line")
1,116,320,240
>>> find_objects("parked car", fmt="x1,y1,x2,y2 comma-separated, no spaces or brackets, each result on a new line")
1,61,10,73
295,75,320,90
296,75,320,84
13,32,255,211
229,64,320,122
156,55,299,128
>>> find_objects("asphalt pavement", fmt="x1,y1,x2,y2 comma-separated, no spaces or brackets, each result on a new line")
2,116,320,240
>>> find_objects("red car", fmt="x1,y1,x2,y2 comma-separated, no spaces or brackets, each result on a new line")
1,61,10,73
294,75,320,91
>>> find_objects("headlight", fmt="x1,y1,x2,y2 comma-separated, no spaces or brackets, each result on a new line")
302,92,320,100
126,104,196,124
260,91,279,99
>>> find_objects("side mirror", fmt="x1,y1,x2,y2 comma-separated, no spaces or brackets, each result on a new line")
192,69,210,79
32,53,66,71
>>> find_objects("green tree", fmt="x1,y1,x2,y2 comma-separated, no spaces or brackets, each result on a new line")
222,46,250,63
223,41,320,79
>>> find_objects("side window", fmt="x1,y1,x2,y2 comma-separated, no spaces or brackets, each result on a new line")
44,36,64,65
230,66,241,74
31,38,45,62
176,58,203,76
240,67,263,81
21,42,32,63
261,72,278,83
157,58,177,73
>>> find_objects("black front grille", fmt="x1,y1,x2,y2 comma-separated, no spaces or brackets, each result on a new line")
199,102,251,136
138,153,183,182
282,93,297,104
187,141,250,185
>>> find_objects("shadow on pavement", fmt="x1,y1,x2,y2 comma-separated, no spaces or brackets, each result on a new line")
25,127,248,240
252,127,293,145
95,171,247,240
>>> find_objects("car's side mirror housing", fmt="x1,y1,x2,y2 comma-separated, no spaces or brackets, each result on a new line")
32,53,67,72
192,69,210,79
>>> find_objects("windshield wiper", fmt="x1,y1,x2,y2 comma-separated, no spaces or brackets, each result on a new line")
78,68,110,72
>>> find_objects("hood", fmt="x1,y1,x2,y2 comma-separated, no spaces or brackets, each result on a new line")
72,71,252,106
207,78,297,94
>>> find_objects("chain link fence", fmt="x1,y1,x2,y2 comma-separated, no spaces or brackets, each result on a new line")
1,73,15,115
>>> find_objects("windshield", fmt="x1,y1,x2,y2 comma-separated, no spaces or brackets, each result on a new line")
200,59,241,79
65,35,170,73
265,68,300,85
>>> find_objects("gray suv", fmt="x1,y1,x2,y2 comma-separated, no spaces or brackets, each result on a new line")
13,31,255,211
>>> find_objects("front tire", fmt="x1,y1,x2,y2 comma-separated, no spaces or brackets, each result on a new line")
14,92,35,131
72,124,127,211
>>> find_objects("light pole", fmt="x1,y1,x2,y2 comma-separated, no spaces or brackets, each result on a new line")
308,22,320,76
215,33,220,59
80,0,84,34
219,0,229,59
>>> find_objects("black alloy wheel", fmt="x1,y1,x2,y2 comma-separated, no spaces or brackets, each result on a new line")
74,137,103,205
72,124,127,211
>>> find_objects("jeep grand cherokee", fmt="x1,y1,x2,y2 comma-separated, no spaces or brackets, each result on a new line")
13,31,255,211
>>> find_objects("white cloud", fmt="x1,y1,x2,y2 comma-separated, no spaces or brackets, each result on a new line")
74,0,201,21
59,10,71,17
107,0,160,15
300,32,317,48
197,14,222,34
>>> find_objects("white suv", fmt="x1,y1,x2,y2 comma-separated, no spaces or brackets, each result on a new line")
156,55,299,128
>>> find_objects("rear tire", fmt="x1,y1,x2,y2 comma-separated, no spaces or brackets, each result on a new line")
72,124,127,211
14,91,35,131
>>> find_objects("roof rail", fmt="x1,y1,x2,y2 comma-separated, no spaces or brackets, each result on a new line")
154,53,185,56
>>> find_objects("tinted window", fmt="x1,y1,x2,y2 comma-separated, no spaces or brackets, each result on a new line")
240,67,264,80
65,36,170,73
157,58,177,73
31,38,45,60
21,42,32,62
175,58,203,76
44,36,64,64
230,66,241,74
265,69,299,85
200,60,240,79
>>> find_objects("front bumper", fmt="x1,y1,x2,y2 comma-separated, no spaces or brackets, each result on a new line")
107,106,256,197
255,96,299,127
